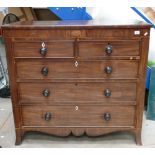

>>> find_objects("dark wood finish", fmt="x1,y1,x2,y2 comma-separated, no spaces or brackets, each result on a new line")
2,20,151,145
1,29,145,39
16,59,139,79
21,105,135,127
14,41,74,58
18,82,137,102
14,40,140,58
79,41,140,57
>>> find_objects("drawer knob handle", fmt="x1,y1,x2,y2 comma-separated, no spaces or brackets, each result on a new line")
42,89,50,97
40,42,47,56
105,66,112,74
103,113,111,121
44,112,52,121
104,89,111,97
41,67,48,76
105,45,113,55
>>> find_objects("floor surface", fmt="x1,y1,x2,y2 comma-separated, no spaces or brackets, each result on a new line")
0,98,155,148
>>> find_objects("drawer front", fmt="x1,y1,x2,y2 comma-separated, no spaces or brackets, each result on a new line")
19,82,136,102
5,28,142,39
16,60,139,79
79,41,140,58
14,41,74,57
21,105,135,127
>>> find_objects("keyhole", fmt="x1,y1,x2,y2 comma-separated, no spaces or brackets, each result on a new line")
42,42,45,48
75,106,78,111
75,61,78,67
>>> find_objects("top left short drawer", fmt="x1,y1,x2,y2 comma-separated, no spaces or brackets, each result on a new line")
13,41,74,58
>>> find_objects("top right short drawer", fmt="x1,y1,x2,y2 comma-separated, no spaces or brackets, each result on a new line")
78,41,140,58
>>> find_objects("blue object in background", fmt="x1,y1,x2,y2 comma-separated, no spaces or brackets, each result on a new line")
146,67,155,120
146,66,151,90
131,7,155,29
48,7,92,20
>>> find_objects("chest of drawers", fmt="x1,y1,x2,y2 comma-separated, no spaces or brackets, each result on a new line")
2,20,151,145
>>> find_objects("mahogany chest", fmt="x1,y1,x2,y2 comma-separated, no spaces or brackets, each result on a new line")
2,20,151,145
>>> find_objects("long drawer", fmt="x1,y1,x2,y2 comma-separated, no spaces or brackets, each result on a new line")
18,82,137,103
14,41,74,58
16,59,139,79
78,41,140,58
21,105,135,127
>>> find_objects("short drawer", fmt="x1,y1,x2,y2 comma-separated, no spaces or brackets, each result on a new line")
21,105,135,127
16,59,139,79
14,41,74,57
18,82,137,103
78,41,140,58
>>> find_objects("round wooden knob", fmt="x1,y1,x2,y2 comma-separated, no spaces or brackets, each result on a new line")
42,89,50,97
103,113,111,121
104,89,111,97
105,66,112,74
40,47,47,56
41,67,48,76
105,45,113,55
44,112,52,121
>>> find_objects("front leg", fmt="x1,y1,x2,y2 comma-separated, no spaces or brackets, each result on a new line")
135,130,142,145
15,129,24,145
